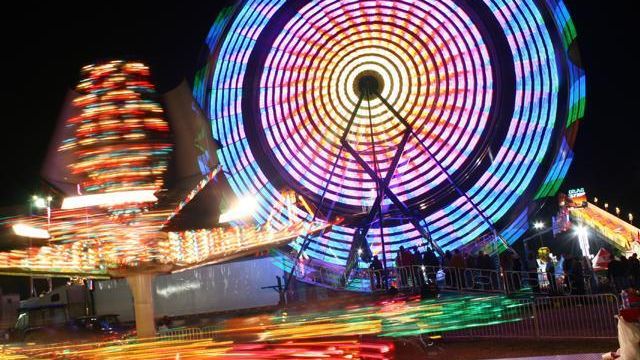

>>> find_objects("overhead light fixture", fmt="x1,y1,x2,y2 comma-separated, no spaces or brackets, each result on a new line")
12,224,50,239
219,196,258,224
61,190,157,209
32,196,47,209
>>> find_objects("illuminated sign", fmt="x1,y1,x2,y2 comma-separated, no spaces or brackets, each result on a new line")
568,188,587,208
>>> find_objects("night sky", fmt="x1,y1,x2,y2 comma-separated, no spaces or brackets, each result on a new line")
0,0,637,214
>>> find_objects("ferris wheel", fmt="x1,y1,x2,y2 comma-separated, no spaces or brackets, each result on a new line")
195,0,584,283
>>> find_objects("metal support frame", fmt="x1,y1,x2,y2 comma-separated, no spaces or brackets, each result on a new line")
375,92,511,251
342,89,446,285
283,94,365,292
285,81,511,292
343,129,412,283
342,141,443,254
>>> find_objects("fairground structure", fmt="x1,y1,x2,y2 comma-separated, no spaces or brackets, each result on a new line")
1,0,609,342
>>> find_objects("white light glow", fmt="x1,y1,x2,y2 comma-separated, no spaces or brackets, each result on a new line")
33,197,47,209
575,225,590,257
12,224,50,239
533,221,545,230
61,190,157,209
575,225,588,237
218,196,258,224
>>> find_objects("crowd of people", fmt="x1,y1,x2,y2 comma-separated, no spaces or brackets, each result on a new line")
369,246,529,290
608,253,640,291
367,245,630,296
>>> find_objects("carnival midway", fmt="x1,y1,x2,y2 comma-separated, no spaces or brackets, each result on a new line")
1,0,638,359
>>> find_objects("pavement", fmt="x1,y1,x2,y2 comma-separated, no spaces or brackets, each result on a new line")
493,354,603,360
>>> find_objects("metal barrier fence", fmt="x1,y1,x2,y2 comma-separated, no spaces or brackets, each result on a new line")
157,327,204,341
156,294,619,341
368,266,601,296
446,294,619,339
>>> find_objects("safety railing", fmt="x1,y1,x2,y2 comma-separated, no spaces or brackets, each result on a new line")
365,266,601,296
155,294,619,341
446,293,619,339
157,327,204,341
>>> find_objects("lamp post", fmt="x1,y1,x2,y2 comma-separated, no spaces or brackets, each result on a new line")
630,213,634,226
604,203,609,211
616,207,621,217
594,197,598,204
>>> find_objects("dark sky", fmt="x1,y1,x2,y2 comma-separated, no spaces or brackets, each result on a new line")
0,0,637,215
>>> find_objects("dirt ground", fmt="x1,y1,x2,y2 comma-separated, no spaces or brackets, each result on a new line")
394,338,618,359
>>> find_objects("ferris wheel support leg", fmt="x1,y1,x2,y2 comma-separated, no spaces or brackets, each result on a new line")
342,129,413,282
283,94,366,292
342,141,443,257
374,92,511,252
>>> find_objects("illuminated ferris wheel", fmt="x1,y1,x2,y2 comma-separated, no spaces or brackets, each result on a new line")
195,0,584,279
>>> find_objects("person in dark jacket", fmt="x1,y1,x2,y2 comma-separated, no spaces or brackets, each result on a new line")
629,253,640,288
608,256,622,291
370,255,384,289
423,247,439,267
620,255,630,289
571,257,585,295
512,253,523,291
527,252,540,293
396,246,408,287
411,247,424,287
562,254,574,291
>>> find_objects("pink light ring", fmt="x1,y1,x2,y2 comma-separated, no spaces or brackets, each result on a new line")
262,76,482,197
296,8,444,69
482,79,552,186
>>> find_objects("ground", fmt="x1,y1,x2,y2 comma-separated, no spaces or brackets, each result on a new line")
395,338,618,359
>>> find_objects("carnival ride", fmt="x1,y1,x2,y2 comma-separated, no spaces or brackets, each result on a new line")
195,0,585,289
0,61,328,278
0,60,328,337
565,201,640,255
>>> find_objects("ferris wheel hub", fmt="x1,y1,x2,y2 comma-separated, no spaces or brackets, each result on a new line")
354,71,384,100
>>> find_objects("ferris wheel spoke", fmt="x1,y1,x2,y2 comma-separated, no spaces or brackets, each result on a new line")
341,139,443,254
374,91,510,250
283,93,366,292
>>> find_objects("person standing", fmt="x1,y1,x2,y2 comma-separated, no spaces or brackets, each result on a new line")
527,252,540,293
571,257,585,295
512,253,523,291
629,253,640,288
370,255,384,289
562,254,574,292
396,246,408,287
500,251,514,292
620,255,631,290
450,249,465,288
443,250,453,287
411,246,424,288
476,251,491,290
545,256,556,294
423,247,439,268
608,256,622,292
422,247,439,284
